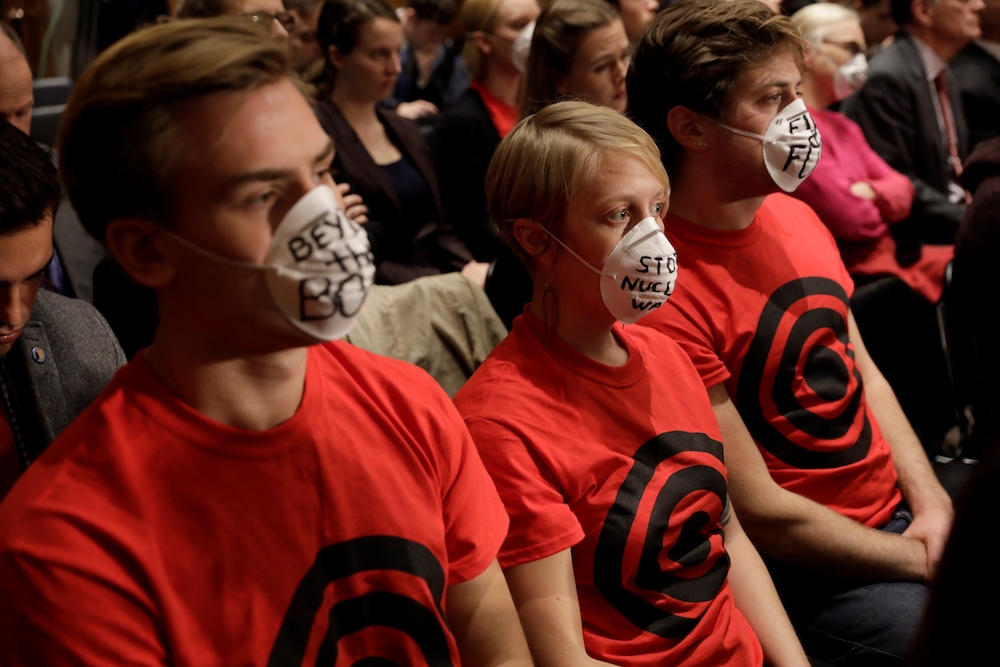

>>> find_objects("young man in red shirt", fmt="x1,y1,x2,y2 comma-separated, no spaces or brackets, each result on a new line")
0,18,531,667
627,1,953,664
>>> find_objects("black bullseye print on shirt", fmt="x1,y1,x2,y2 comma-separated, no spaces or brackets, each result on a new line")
736,277,871,470
268,536,454,667
594,432,729,638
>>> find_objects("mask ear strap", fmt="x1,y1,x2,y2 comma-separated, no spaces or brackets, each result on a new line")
535,224,618,280
160,228,263,270
717,122,773,144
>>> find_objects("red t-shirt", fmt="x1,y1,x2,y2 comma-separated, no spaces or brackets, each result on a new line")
0,343,508,666
454,312,763,667
469,79,518,139
641,194,901,528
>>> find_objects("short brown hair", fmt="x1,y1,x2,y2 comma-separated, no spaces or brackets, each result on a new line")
487,100,669,267
520,0,619,118
627,0,803,173
58,18,292,242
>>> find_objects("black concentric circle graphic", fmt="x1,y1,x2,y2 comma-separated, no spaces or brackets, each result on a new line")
594,431,729,639
736,277,871,470
267,536,453,666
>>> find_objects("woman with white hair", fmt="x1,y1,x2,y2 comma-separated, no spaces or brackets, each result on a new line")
791,2,951,303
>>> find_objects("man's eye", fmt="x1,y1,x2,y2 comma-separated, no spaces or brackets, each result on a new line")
652,202,664,215
610,209,630,223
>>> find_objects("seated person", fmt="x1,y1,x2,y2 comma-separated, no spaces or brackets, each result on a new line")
314,0,485,285
0,19,531,665
391,0,471,113
0,119,124,500
433,0,540,263
841,0,983,247
791,2,952,304
605,0,658,42
455,101,809,667
520,0,629,117
628,1,952,664
285,0,325,74
175,0,294,36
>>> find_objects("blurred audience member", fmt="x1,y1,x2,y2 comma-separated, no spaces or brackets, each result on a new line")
175,0,294,37
912,137,1000,666
0,23,31,135
792,2,952,304
951,0,1000,149
315,0,483,285
606,0,658,40
391,0,470,114
850,0,898,54
843,0,985,248
285,0,324,72
520,0,628,117
0,120,124,501
434,0,540,262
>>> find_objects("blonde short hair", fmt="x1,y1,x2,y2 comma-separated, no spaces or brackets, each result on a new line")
58,18,293,241
461,0,503,79
486,100,669,266
790,2,860,43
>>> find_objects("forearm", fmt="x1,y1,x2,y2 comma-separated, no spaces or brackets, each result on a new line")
734,483,926,581
447,560,534,667
862,372,951,514
724,516,809,667
504,552,614,667
710,384,927,581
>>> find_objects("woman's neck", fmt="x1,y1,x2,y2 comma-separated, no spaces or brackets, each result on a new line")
330,88,380,129
479,64,521,106
527,279,628,368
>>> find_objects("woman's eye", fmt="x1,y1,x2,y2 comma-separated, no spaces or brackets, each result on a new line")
315,167,334,183
652,202,664,215
610,209,630,223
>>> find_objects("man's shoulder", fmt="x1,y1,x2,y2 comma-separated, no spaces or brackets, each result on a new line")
867,34,925,82
26,290,125,371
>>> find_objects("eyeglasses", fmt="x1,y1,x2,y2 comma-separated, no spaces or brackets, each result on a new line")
822,39,865,56
244,11,296,32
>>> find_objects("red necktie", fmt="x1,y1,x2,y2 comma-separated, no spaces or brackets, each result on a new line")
934,72,963,177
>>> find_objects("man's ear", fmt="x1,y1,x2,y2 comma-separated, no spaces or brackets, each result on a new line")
402,6,416,24
554,74,569,96
104,218,176,289
512,219,556,266
473,30,493,57
327,44,345,69
911,0,934,28
666,106,711,152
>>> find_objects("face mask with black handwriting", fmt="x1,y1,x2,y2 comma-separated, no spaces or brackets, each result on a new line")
541,216,678,323
165,185,376,341
718,98,823,193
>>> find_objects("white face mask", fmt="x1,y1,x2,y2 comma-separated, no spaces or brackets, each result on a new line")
830,52,868,101
718,98,823,193
541,216,678,324
165,185,376,341
511,21,535,73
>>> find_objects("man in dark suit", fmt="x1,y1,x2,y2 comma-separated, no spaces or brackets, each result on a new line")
843,0,985,247
951,0,1000,150
0,120,125,500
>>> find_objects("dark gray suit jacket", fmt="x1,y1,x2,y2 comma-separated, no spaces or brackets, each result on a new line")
5,290,125,466
842,32,968,244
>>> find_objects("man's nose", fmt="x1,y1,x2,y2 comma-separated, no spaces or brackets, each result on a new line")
272,17,290,38
0,286,25,331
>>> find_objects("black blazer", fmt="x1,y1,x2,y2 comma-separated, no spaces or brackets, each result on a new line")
951,42,1000,152
842,32,968,244
315,99,472,285
432,87,505,262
